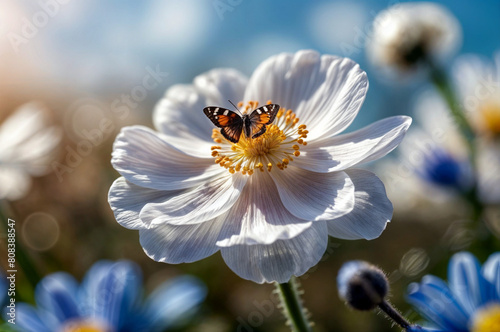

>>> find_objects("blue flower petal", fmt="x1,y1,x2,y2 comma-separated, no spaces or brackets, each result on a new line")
35,272,81,324
80,260,142,330
407,326,446,332
15,303,52,332
407,252,500,332
448,252,489,315
407,275,469,331
419,147,469,190
141,275,207,331
482,252,500,301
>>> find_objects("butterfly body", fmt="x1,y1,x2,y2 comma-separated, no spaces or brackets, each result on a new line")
203,104,279,143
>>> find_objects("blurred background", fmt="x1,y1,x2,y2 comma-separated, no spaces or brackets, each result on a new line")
0,0,499,331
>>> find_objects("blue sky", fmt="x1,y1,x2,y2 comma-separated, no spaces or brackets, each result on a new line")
3,0,499,128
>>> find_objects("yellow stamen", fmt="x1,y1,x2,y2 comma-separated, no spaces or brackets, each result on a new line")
209,100,308,175
62,319,110,332
471,303,500,332
479,100,500,136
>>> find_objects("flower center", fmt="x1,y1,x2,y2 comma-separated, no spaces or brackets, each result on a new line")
471,303,500,332
420,147,467,189
61,319,111,332
478,100,500,136
210,100,308,175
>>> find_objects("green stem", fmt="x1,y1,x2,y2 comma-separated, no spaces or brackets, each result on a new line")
275,278,312,332
428,61,486,221
426,61,500,255
463,186,483,222
428,63,475,145
0,202,41,290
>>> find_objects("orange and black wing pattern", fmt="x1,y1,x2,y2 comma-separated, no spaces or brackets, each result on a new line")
246,104,280,139
203,107,244,143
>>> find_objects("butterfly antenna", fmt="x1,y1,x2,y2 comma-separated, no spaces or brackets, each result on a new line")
228,100,241,112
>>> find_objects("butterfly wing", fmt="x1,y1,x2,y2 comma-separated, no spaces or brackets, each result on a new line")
203,107,243,143
247,104,280,139
220,125,243,143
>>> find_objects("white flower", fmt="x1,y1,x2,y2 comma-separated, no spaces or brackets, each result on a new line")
453,52,500,203
453,52,500,138
380,79,500,215
367,2,461,74
0,103,62,200
378,91,472,218
109,50,411,283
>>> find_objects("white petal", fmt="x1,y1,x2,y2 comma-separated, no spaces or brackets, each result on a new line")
270,166,354,220
108,177,180,230
243,50,368,140
413,90,468,157
0,102,50,150
0,103,61,175
216,172,312,247
0,167,31,201
139,217,224,264
153,85,215,157
140,172,247,226
295,116,412,173
327,169,393,240
477,141,500,204
193,68,248,106
452,54,492,102
220,222,328,284
153,69,248,158
111,126,222,190
13,127,62,176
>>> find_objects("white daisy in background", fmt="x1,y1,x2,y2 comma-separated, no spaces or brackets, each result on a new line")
378,91,473,219
109,50,411,284
453,52,500,204
453,52,500,137
380,71,500,220
0,103,62,201
367,2,461,75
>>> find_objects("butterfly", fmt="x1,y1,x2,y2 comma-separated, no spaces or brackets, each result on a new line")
203,103,280,143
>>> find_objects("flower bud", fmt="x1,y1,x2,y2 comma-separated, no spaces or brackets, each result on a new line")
337,260,389,311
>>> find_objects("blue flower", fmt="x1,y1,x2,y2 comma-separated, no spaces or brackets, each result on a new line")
9,260,206,332
407,326,444,332
418,147,471,190
407,252,500,332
